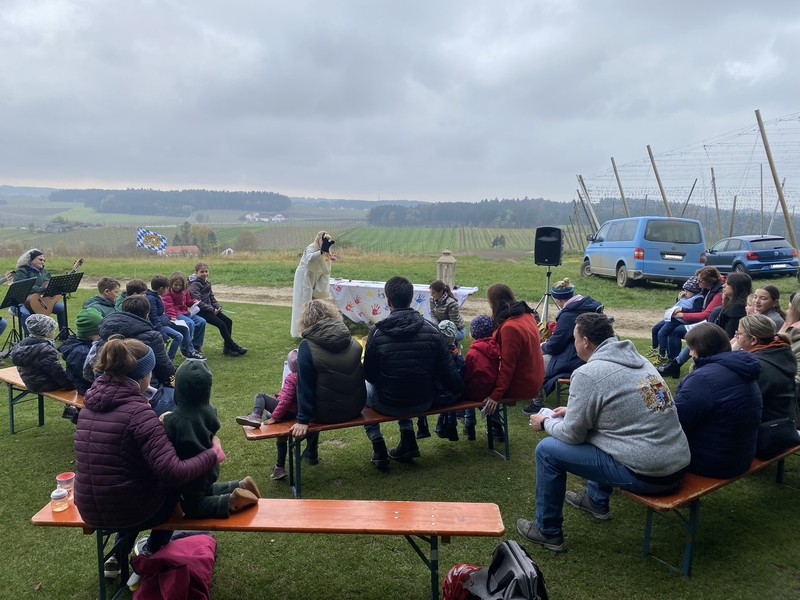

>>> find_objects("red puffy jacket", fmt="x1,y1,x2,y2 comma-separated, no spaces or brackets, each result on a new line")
463,337,501,401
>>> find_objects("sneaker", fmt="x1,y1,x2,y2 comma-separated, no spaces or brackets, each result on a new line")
127,572,142,591
187,350,206,360
644,348,660,358
104,556,120,578
61,406,79,420
194,349,206,359
236,413,263,428
133,536,152,557
565,490,612,520
521,399,544,415
270,466,287,480
223,346,241,357
180,349,191,359
652,355,669,367
515,519,566,552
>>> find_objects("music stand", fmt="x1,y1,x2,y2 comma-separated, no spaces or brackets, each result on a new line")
43,271,84,339
0,277,36,355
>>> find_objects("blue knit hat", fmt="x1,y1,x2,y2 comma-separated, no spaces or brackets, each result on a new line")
469,315,494,340
682,276,701,293
127,347,156,381
551,284,575,300
26,314,57,338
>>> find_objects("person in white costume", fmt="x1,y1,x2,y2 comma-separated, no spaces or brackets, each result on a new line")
290,231,335,337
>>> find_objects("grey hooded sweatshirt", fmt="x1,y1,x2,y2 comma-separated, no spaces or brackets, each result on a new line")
544,338,690,477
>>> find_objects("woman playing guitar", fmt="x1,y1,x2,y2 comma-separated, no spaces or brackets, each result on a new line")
15,249,68,339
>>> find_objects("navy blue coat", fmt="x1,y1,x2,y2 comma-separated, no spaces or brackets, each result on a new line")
675,351,762,479
540,296,603,395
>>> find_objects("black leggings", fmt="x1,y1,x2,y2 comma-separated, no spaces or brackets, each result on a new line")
198,309,235,348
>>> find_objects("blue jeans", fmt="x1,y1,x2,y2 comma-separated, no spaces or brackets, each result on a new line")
666,324,688,360
652,320,683,355
0,318,7,338
675,344,691,366
177,314,206,348
162,323,192,360
455,328,466,342
534,437,683,536
19,302,66,335
146,386,175,417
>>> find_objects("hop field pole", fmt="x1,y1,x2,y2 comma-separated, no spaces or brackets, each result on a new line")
610,157,631,218
576,189,596,233
647,145,672,217
577,175,601,230
680,179,698,218
711,168,723,240
756,108,798,249
730,195,737,237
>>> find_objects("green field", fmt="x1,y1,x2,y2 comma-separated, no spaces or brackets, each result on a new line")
0,256,798,599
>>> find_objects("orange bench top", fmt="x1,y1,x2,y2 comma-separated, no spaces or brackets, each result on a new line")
32,498,506,538
621,444,800,511
0,366,83,408
243,398,506,441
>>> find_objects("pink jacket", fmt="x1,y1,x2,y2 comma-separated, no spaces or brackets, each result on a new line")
162,289,196,319
271,371,299,421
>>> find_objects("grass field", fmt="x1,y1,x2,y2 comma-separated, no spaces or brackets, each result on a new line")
0,257,798,599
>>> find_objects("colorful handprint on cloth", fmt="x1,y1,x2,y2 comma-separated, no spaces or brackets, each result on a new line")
371,304,380,315
366,289,374,297
354,295,362,304
415,293,425,304
345,302,354,312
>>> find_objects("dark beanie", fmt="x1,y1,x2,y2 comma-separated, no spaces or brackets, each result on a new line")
28,249,44,261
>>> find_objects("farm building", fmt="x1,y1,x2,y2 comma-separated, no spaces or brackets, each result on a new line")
159,245,200,257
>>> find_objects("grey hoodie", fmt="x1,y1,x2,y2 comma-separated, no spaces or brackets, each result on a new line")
544,338,690,477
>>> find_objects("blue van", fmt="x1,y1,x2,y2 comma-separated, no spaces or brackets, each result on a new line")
581,217,707,287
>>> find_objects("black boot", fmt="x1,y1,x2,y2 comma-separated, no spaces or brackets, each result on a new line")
223,343,241,357
463,424,476,441
434,414,448,439
657,359,681,379
522,397,545,415
416,417,431,439
446,414,459,442
370,439,390,468
236,344,248,355
485,420,505,442
388,430,421,461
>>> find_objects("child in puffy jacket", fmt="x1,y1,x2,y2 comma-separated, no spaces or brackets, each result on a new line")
461,315,501,440
162,271,207,356
12,314,75,392
236,350,299,481
162,360,260,518
424,320,466,442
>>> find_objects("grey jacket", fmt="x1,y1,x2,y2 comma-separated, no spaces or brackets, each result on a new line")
544,338,690,477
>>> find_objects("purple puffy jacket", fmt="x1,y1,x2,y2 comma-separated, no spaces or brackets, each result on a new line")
74,374,217,528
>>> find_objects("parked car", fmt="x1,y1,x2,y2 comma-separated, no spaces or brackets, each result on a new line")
581,217,706,287
705,235,798,277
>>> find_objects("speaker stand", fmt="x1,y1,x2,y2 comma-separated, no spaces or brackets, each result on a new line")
535,265,554,324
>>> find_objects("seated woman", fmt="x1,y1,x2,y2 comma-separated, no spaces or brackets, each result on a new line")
482,284,544,440
779,294,800,400
674,323,762,479
428,280,466,342
74,335,222,578
659,266,724,378
737,314,800,459
289,300,367,464
524,278,602,414
753,285,786,331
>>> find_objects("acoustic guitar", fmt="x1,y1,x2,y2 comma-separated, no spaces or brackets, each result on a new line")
25,258,84,316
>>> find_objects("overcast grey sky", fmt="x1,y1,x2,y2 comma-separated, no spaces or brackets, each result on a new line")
0,0,798,202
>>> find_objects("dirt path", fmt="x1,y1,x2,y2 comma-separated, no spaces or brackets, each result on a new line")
80,278,660,339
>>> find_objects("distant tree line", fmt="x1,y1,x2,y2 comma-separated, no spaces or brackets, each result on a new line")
368,198,566,228
49,188,291,217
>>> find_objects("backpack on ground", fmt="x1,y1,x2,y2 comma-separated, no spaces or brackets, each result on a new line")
445,540,548,600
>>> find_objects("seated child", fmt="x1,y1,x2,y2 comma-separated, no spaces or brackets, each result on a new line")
163,271,207,356
236,350,299,481
114,278,147,311
461,315,500,441
12,314,75,392
418,320,465,442
162,360,260,518
58,308,103,423
188,262,247,357
147,275,203,361
647,276,703,365
82,276,120,317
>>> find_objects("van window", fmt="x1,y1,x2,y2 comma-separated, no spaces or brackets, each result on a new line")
607,221,637,242
644,221,702,244
593,223,610,242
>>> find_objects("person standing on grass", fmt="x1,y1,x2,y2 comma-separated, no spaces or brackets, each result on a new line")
290,231,335,338
517,313,690,553
189,263,248,357
361,277,463,467
482,283,544,441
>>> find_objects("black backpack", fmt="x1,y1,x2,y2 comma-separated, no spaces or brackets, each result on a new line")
462,540,549,600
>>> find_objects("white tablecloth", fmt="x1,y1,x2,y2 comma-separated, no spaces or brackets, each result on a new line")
328,279,479,325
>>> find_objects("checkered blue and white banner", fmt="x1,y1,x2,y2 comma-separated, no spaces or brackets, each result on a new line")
136,228,167,251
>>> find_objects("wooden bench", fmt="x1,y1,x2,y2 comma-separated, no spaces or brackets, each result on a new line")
243,398,514,498
621,444,800,576
0,366,82,434
555,378,570,405
32,497,505,600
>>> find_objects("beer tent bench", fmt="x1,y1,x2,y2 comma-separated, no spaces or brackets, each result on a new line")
243,398,514,498
32,498,505,600
0,366,82,434
621,444,800,576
